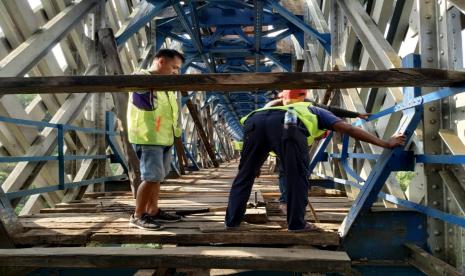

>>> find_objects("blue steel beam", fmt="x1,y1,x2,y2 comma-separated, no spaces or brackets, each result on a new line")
254,0,263,72
170,1,215,72
339,54,423,237
115,0,172,46
265,0,331,53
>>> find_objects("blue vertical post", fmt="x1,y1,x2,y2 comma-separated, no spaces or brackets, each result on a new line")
339,53,423,237
57,125,65,190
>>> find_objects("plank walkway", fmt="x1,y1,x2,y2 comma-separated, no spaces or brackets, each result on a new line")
9,161,353,273
14,161,349,247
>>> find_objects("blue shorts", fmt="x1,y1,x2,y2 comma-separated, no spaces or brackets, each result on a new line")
133,144,172,182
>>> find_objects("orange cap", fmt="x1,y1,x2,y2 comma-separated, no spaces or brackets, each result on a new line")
278,89,307,100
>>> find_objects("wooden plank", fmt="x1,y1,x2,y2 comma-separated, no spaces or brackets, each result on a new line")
1,69,465,94
12,227,340,246
0,246,350,273
405,243,463,276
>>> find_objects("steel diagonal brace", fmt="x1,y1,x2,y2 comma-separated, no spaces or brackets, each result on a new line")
170,0,215,72
339,54,424,238
116,0,172,46
265,0,331,54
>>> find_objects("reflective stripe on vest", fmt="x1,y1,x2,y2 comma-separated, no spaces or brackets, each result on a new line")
240,102,326,145
127,70,181,146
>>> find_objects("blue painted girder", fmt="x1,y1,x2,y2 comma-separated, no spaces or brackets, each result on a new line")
117,1,326,139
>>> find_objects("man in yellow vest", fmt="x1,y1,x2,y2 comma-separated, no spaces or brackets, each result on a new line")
225,90,406,232
127,49,184,230
266,89,370,215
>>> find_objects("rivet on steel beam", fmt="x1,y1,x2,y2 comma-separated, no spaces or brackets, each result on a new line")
432,184,438,189
427,46,433,50
439,16,443,21
434,247,441,252
449,244,454,249
443,99,449,104
430,119,436,124
429,106,436,111
447,197,451,201
444,115,449,120
433,201,440,206
427,57,434,62
453,29,456,34
449,228,453,233
452,13,456,18
439,34,444,38
440,50,445,55
426,29,432,34
434,230,441,236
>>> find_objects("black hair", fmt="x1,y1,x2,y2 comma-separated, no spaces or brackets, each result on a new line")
154,49,185,63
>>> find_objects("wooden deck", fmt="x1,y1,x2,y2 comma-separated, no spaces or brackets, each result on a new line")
10,161,353,273
15,162,348,247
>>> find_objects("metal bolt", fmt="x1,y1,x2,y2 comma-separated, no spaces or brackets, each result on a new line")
427,46,433,50
433,201,440,206
426,29,432,33
439,16,443,21
434,230,441,236
449,244,454,249
443,99,449,104
449,228,453,233
434,247,441,252
452,13,456,18
440,50,445,55
453,29,456,34
429,106,436,111
427,57,434,62
439,34,444,38
432,184,438,189
447,197,451,201
430,119,437,124
444,115,449,119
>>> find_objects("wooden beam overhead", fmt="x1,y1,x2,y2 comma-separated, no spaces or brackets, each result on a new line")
0,69,464,94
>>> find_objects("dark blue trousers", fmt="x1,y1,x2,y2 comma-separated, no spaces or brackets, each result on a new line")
225,111,311,230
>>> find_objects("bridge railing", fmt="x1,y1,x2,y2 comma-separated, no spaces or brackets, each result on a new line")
1,111,127,201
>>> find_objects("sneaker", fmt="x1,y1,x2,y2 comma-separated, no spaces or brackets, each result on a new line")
148,209,182,223
129,214,163,231
287,222,321,233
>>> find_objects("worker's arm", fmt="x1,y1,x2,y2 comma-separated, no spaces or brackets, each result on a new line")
310,101,369,119
332,121,406,149
264,98,283,107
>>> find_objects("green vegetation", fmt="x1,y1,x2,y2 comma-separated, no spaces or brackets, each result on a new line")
17,94,37,108
396,171,416,192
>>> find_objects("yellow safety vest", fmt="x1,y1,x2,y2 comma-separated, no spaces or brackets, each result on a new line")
127,70,181,146
233,140,243,150
240,102,326,145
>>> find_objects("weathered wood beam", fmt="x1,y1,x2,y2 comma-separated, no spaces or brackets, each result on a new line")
0,247,350,273
182,92,219,168
0,0,98,77
0,69,464,94
405,243,462,276
97,27,141,196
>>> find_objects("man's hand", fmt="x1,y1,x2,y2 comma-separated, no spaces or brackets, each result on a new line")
357,113,371,120
386,133,407,149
